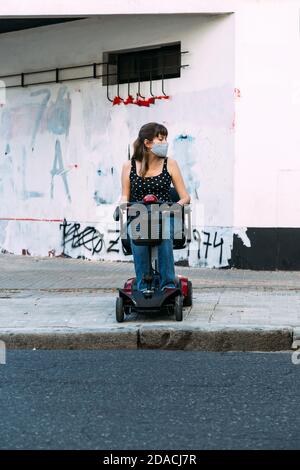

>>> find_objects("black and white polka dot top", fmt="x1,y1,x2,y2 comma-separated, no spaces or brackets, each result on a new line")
129,157,172,203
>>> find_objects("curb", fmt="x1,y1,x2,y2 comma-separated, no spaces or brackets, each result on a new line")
0,328,138,350
0,325,295,351
138,325,293,351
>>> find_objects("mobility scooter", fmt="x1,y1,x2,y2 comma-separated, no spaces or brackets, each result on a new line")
113,188,193,322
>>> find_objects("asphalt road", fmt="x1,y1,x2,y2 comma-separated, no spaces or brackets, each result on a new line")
0,350,299,450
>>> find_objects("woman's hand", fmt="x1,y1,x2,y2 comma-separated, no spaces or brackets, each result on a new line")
177,199,190,206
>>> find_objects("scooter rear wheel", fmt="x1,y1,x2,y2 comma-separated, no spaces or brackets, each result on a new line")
174,295,183,321
184,281,193,307
116,297,124,323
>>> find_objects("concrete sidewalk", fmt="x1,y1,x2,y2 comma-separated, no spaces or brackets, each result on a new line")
0,253,299,351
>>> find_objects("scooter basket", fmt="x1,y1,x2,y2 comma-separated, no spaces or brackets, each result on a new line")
130,207,163,246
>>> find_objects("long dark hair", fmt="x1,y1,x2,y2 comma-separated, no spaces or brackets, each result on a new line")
132,122,168,178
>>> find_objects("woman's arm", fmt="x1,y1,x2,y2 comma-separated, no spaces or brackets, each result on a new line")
169,159,191,205
117,161,131,204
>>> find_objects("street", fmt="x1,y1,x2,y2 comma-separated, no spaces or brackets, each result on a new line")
0,350,299,450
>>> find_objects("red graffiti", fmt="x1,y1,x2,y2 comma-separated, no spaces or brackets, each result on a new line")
0,218,63,222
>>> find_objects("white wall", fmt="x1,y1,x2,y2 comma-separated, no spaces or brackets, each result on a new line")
1,2,300,238
234,0,300,228
0,13,235,266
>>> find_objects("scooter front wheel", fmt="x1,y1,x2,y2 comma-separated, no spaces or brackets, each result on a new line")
174,295,183,322
116,297,125,323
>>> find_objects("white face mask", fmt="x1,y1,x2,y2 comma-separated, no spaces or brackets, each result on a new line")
151,142,169,158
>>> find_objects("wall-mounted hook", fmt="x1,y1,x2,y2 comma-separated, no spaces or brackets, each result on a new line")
113,81,124,105
117,81,124,101
161,70,168,97
123,79,134,105
137,70,145,99
161,72,169,98
106,62,113,102
161,58,168,97
149,70,155,98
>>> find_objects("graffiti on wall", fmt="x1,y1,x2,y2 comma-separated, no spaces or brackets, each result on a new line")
56,215,236,268
60,218,104,255
0,81,236,267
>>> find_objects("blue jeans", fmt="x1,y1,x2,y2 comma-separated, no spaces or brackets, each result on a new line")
128,214,182,291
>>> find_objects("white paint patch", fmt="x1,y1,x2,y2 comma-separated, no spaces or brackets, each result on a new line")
233,227,251,248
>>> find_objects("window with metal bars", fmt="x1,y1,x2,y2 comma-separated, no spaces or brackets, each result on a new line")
103,42,181,86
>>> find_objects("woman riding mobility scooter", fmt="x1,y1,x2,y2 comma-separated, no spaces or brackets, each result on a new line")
113,189,193,322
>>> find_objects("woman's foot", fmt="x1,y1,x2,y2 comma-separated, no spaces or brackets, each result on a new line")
161,285,176,291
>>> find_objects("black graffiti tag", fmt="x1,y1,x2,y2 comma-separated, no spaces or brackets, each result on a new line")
60,218,104,255
189,229,224,264
202,230,224,264
192,229,201,259
107,229,120,253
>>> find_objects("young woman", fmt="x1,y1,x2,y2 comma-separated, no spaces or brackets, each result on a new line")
119,122,190,291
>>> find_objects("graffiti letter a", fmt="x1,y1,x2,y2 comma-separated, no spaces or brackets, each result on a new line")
50,139,71,202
